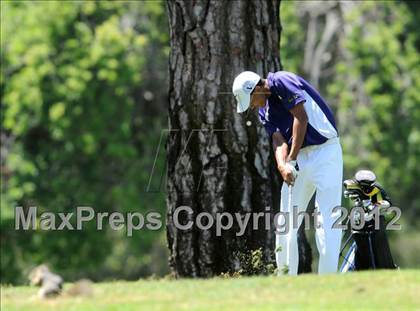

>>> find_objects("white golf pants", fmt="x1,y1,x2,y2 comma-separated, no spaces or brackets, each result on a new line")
275,137,343,275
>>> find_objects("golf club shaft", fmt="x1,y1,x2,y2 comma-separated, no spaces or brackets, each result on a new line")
288,184,293,212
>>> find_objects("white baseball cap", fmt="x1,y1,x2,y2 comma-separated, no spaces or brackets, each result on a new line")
232,71,261,113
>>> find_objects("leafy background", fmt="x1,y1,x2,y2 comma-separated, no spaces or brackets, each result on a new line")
1,0,419,284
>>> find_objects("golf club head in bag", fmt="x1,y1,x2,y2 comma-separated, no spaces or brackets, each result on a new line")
340,170,397,272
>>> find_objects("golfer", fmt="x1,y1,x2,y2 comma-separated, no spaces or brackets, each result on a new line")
232,71,343,275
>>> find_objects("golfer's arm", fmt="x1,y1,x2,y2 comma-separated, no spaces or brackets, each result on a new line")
272,132,288,168
288,102,308,161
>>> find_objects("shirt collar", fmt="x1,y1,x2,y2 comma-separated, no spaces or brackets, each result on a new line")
266,72,277,96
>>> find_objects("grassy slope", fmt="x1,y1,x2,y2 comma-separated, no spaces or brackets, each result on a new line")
1,270,419,311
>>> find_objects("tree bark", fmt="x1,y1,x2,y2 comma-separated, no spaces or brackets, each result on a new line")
166,0,311,277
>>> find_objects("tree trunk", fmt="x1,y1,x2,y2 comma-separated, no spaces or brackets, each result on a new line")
166,0,311,277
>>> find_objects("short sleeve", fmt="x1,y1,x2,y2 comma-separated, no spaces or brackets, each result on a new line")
259,109,279,139
277,72,306,110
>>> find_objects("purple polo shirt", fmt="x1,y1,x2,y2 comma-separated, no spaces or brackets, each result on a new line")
258,71,338,147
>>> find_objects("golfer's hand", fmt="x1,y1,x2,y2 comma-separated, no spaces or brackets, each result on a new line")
278,162,297,186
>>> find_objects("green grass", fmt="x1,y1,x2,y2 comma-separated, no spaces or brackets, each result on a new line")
2,270,419,310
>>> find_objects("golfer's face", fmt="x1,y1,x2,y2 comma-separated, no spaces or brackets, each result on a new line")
250,86,266,109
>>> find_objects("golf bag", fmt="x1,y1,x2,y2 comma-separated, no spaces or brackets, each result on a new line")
340,170,397,272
